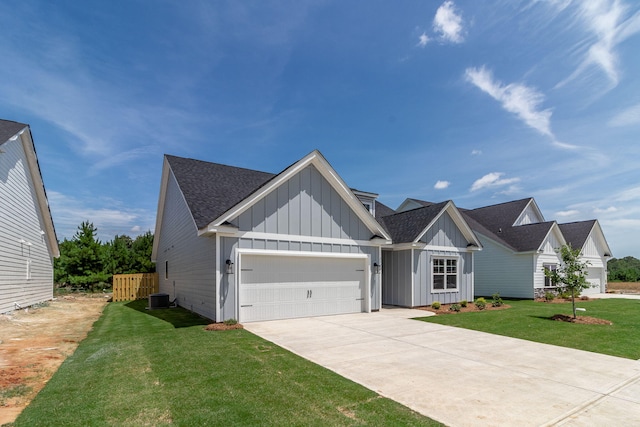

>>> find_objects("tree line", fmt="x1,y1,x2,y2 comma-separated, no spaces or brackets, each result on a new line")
54,221,155,290
607,256,640,282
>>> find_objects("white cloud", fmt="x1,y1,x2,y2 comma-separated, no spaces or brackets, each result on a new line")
433,1,465,43
48,191,154,242
609,103,640,126
470,172,520,192
471,149,482,155
594,206,618,214
556,209,580,217
434,180,450,189
417,32,430,47
558,0,640,88
465,66,578,149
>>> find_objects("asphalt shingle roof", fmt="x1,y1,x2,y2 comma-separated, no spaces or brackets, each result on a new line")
0,119,27,144
559,220,596,250
463,198,554,252
166,155,276,229
378,201,450,243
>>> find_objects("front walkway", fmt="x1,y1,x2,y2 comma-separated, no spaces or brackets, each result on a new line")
245,307,640,427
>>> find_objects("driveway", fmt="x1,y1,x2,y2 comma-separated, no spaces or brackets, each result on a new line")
245,307,640,427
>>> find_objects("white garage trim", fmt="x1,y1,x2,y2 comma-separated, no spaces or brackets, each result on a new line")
235,249,370,322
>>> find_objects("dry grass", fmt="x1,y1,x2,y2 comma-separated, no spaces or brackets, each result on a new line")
607,282,640,293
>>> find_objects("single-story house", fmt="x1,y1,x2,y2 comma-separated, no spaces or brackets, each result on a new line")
377,201,482,306
454,197,611,299
151,150,391,323
559,220,612,295
0,119,59,313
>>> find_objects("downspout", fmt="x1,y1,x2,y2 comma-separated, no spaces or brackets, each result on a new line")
215,234,221,323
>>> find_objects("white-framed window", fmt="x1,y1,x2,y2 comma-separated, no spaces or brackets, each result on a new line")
543,263,557,287
432,256,458,292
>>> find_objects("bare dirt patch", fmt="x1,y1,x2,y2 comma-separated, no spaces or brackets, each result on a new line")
418,303,511,314
0,295,107,425
204,323,244,331
550,314,613,325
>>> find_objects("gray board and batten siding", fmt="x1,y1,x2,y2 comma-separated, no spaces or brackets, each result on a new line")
382,209,475,307
0,125,57,313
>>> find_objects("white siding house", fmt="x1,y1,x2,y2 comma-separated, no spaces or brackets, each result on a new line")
152,150,390,323
0,120,59,313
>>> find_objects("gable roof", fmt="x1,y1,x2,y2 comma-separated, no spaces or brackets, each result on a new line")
374,200,396,230
559,220,612,257
0,119,59,258
463,198,561,253
379,200,481,247
396,198,434,213
166,155,275,230
153,150,391,259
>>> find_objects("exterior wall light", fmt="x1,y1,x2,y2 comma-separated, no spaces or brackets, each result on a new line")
373,262,381,274
225,259,234,274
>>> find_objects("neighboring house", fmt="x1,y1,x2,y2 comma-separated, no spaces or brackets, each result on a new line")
0,120,59,313
151,150,390,323
559,220,612,295
378,201,482,306
460,198,567,299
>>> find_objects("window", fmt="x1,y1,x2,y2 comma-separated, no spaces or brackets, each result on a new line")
165,260,169,280
432,257,458,291
543,263,557,287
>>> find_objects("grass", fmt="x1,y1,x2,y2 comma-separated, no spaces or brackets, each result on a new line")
417,298,640,360
14,300,441,427
0,384,32,406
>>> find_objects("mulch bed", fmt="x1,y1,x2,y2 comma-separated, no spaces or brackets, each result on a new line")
204,323,244,331
550,314,612,325
418,303,511,314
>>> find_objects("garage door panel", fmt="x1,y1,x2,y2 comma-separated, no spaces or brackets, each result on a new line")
240,254,366,322
583,267,603,295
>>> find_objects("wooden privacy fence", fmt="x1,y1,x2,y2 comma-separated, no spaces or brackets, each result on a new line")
112,273,159,302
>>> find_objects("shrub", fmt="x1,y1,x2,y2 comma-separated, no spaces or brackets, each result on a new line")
491,293,503,307
223,318,238,326
460,300,468,308
544,291,555,302
580,295,590,301
449,303,461,312
431,301,441,310
559,290,572,300
475,297,486,310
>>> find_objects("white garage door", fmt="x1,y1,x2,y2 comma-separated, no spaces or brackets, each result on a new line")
239,254,367,322
583,267,603,295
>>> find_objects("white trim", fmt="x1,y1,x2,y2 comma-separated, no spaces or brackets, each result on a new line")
233,231,386,247
215,234,221,323
410,248,415,306
413,201,482,248
424,245,477,253
514,198,545,226
235,249,371,322
198,224,239,237
430,254,461,294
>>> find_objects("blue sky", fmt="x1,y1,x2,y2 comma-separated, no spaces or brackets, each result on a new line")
1,0,639,258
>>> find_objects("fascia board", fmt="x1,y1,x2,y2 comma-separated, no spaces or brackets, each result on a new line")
19,128,60,258
151,158,170,261
591,221,613,257
209,150,391,241
514,198,545,226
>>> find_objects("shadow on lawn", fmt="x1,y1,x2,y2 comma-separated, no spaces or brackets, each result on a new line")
124,299,211,328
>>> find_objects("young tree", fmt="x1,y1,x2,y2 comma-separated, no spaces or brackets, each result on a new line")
544,244,591,318
64,221,109,289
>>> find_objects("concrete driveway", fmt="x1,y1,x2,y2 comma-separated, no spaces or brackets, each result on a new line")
245,307,640,427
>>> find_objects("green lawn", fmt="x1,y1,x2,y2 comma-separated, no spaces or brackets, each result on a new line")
417,298,640,359
14,301,441,427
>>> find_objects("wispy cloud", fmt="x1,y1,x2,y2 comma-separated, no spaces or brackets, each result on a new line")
594,206,618,214
556,209,580,217
417,32,430,47
471,149,482,155
433,1,465,43
465,66,577,149
434,180,450,189
609,103,640,126
48,191,155,241
470,172,520,192
557,0,640,89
